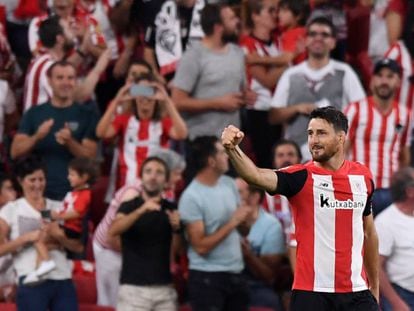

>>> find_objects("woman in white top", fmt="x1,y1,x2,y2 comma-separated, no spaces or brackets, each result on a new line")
0,155,82,311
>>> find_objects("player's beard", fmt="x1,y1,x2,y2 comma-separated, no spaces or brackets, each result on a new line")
310,144,338,162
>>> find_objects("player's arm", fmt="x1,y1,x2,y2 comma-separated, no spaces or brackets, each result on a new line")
362,214,379,302
222,125,278,192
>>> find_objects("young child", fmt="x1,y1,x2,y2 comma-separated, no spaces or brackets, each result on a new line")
23,157,99,285
278,0,310,64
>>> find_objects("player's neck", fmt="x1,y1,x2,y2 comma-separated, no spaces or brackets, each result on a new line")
314,153,345,171
51,97,73,108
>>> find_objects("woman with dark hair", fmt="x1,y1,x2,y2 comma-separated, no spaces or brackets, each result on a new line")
0,156,82,311
96,72,188,192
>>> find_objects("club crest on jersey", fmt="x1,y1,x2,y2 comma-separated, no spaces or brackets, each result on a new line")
319,193,365,209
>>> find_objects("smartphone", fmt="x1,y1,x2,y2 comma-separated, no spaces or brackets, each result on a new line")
40,210,51,220
129,84,155,97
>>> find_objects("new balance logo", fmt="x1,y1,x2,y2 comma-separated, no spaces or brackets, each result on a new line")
319,194,364,209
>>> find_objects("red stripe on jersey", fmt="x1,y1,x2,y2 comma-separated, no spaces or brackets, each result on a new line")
31,58,50,107
334,178,354,292
291,171,315,291
389,103,400,184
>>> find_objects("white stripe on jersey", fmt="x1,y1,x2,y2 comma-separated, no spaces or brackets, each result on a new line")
355,99,368,165
348,175,368,291
312,174,336,292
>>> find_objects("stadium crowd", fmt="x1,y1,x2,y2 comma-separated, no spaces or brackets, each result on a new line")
0,0,414,310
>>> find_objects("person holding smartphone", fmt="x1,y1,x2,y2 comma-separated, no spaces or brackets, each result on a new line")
96,72,188,192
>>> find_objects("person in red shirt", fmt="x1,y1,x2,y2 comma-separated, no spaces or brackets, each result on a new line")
278,0,309,64
23,157,99,285
222,106,379,311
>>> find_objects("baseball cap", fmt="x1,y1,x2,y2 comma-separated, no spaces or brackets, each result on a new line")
373,58,401,76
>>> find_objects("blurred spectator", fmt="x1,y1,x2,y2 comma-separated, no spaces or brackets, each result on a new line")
23,15,111,111
309,0,347,61
172,3,253,141
130,0,166,31
96,72,187,193
345,58,411,216
93,147,185,307
11,61,99,200
0,79,18,170
236,177,285,310
0,155,83,311
239,0,284,168
108,156,182,310
0,173,17,303
368,0,390,64
385,0,407,46
28,0,106,57
262,139,301,273
144,0,205,82
24,157,99,285
104,59,153,202
179,136,250,310
270,16,365,161
375,167,414,311
278,0,309,64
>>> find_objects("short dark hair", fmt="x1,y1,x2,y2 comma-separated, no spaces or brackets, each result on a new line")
309,106,348,133
14,155,47,181
390,167,414,202
272,139,303,163
279,0,310,26
201,4,226,36
190,136,219,173
246,0,265,29
307,16,337,39
39,16,64,48
68,157,100,185
0,173,13,190
129,59,153,75
139,156,170,181
47,60,76,77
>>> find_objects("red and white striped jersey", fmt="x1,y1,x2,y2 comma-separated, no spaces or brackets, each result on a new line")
274,160,374,293
60,188,92,233
240,34,280,111
345,96,412,189
112,114,172,190
263,193,292,237
23,53,55,111
385,41,414,113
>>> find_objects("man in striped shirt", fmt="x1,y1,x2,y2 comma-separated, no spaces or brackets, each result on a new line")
222,106,379,311
345,58,412,216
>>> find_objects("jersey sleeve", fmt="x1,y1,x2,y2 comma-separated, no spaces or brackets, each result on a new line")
363,172,375,216
270,166,308,197
178,192,203,224
17,109,36,135
112,114,130,136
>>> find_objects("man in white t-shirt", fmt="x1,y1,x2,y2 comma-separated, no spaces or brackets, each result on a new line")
270,16,365,161
375,167,414,311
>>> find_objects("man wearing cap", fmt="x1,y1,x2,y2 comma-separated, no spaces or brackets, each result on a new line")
345,58,412,216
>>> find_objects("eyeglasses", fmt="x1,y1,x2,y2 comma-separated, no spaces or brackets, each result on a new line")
307,31,333,39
